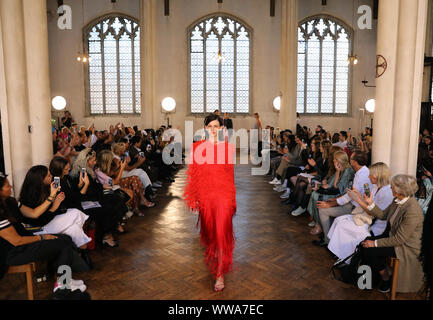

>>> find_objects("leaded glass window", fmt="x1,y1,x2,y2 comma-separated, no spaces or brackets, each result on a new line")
188,15,251,114
297,16,352,115
85,15,140,115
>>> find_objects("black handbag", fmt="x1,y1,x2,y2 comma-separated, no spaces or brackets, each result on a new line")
318,186,340,195
114,189,131,203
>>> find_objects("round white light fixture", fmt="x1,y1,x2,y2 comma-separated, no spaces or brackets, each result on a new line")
365,99,375,113
273,96,281,111
161,97,176,112
52,96,67,110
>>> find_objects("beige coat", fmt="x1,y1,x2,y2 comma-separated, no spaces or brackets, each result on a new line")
368,197,424,293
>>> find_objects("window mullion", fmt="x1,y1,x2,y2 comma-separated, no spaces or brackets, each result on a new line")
132,33,136,114
318,38,323,115
234,28,237,113
218,36,222,112
116,36,121,114
304,36,308,114
203,32,207,115
101,24,106,115
333,36,337,115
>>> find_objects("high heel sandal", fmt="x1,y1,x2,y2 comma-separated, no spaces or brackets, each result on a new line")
102,238,119,248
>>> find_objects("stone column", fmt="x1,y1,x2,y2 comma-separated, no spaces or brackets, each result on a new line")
23,0,53,166
371,0,400,168
140,0,159,129
372,0,428,175
279,0,298,131
0,0,32,191
422,0,433,102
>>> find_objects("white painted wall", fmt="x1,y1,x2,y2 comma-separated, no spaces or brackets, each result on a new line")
47,0,377,136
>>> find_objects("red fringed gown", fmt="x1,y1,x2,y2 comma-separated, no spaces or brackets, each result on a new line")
183,139,237,278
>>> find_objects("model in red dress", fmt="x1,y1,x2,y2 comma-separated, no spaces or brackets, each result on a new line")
183,114,236,292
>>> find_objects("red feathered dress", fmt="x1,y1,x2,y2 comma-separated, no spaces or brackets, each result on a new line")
183,139,237,278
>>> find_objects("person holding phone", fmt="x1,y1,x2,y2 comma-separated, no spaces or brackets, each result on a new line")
312,150,373,247
348,174,424,294
17,166,92,252
327,162,394,262
307,150,355,241
0,173,88,295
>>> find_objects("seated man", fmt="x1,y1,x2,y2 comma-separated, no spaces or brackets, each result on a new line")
314,150,373,247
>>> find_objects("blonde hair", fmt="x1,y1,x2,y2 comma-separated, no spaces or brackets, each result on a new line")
391,174,419,197
71,148,96,178
96,149,114,175
112,142,126,156
369,162,391,188
333,150,351,171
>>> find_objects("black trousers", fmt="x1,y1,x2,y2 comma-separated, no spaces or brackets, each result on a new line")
361,246,396,273
6,234,74,276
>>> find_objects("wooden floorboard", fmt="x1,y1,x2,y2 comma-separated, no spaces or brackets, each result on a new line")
0,158,423,300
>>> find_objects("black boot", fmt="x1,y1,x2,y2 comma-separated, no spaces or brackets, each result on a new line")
79,249,94,270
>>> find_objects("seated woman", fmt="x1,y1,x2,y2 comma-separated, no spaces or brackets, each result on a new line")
307,150,354,235
112,142,156,202
0,173,87,294
286,139,331,214
95,150,153,217
350,174,424,293
272,135,305,188
50,155,124,248
327,162,394,262
18,165,91,252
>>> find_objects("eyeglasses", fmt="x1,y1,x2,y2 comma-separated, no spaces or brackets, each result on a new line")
86,150,95,158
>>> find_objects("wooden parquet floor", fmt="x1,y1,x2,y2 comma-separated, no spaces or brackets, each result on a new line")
0,158,423,300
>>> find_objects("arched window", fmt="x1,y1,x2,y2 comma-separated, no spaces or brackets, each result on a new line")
188,14,252,114
297,15,353,115
84,14,140,115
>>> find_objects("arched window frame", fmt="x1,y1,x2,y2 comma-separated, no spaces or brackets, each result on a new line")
83,13,141,116
297,14,354,116
187,13,253,115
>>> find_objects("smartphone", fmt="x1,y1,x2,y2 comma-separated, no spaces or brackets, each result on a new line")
308,154,313,159
108,178,113,187
53,176,60,189
121,155,125,162
139,152,145,158
348,181,353,190
364,183,371,198
81,168,86,178
125,151,129,157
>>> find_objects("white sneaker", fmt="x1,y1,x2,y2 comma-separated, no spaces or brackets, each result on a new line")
269,177,278,184
308,221,316,227
269,178,281,185
125,210,134,218
53,279,87,293
291,207,306,216
274,185,287,192
280,189,291,199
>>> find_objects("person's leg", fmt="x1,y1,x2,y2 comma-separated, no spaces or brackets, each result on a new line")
319,203,354,244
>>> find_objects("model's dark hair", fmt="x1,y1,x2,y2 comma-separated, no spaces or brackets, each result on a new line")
19,165,50,207
49,156,69,178
204,114,223,126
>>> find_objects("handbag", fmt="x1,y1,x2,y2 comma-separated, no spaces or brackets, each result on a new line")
114,189,131,203
332,237,380,288
318,186,340,195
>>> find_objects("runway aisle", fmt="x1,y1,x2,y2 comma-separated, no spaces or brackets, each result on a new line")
0,158,418,299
